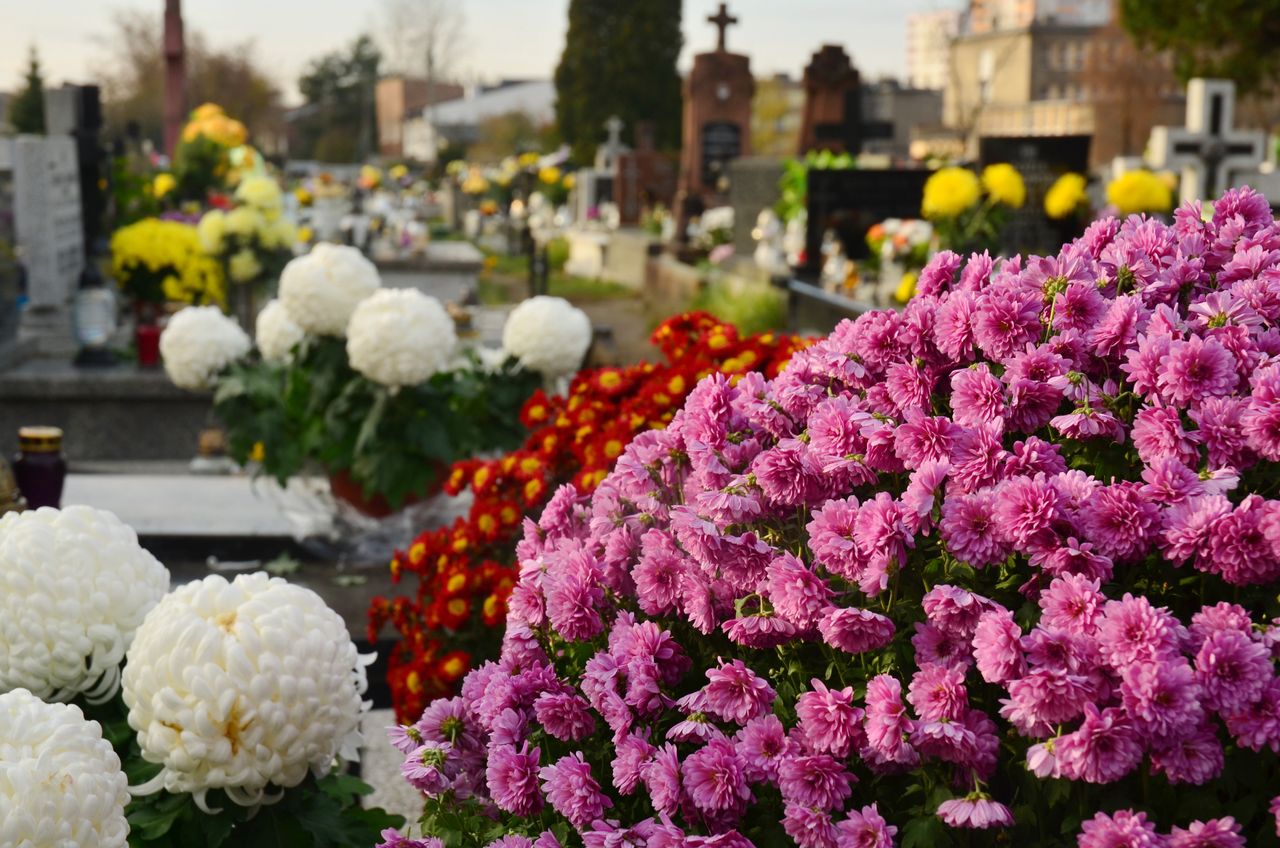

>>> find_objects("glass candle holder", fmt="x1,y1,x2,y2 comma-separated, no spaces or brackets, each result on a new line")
13,426,67,509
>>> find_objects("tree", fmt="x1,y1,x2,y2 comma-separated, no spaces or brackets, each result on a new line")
1120,0,1280,96
380,0,465,81
752,76,798,157
10,47,46,134
554,0,683,164
93,10,283,150
293,35,382,162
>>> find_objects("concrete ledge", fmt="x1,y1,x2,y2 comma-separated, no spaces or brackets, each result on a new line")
0,359,211,461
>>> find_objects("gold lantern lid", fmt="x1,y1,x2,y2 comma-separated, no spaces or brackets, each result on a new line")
18,426,63,454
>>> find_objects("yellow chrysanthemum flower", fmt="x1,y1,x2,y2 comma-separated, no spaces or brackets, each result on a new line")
538,166,562,185
388,164,409,180
223,206,265,238
191,103,224,122
1106,169,1173,216
234,175,283,215
895,270,919,304
196,210,226,254
562,173,576,190
518,152,541,168
1044,172,1089,220
921,167,982,220
152,173,176,199
981,163,1026,209
228,248,263,284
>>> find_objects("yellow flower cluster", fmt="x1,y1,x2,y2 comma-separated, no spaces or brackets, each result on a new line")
180,103,248,148
151,173,176,199
981,163,1026,209
1106,169,1174,216
538,166,562,185
388,164,409,181
461,168,490,195
110,218,225,306
197,175,296,284
1045,172,1089,219
921,167,982,219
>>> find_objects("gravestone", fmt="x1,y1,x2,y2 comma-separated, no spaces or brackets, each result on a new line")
798,168,931,278
728,157,785,254
12,135,84,356
980,136,1091,254
675,3,754,240
0,144,18,360
798,45,892,156
1149,78,1267,204
614,122,677,226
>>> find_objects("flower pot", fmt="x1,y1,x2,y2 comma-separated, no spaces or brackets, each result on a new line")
327,467,445,519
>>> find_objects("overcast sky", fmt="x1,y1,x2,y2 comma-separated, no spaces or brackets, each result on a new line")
3,0,963,103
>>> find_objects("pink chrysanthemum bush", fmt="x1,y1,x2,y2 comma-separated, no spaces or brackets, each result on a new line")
389,188,1280,848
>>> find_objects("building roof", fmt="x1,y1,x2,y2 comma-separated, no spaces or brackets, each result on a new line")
423,79,556,128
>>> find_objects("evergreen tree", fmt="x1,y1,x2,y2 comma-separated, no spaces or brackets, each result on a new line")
10,47,46,134
554,0,682,164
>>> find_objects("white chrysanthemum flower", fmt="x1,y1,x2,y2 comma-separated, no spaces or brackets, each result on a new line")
346,288,456,388
278,243,380,336
502,295,592,377
0,689,130,847
123,573,370,810
160,305,251,390
255,299,306,363
0,506,170,703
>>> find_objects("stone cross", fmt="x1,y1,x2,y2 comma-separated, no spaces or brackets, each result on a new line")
707,3,738,53
605,116,624,151
1149,78,1267,204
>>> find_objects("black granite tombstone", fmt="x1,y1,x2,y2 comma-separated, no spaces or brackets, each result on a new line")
979,135,1091,254
798,168,931,279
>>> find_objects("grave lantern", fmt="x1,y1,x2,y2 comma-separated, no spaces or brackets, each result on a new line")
71,261,118,367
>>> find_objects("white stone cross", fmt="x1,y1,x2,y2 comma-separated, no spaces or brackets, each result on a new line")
1149,78,1267,204
605,116,624,149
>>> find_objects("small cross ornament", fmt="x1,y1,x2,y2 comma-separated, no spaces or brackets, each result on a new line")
1149,78,1267,205
707,3,739,52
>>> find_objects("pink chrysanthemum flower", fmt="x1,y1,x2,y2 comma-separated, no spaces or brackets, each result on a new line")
1055,704,1143,784
778,753,855,810
1150,723,1224,785
682,738,751,814
835,803,898,848
487,742,543,816
972,608,1026,684
1194,628,1272,715
817,606,895,655
765,553,833,629
641,744,682,817
1157,334,1238,405
950,364,1007,427
863,674,916,766
733,713,791,783
1119,659,1203,740
783,802,838,848
1167,817,1245,848
1077,809,1163,848
940,490,1009,567
936,795,1014,829
907,663,968,722
1039,573,1105,636
994,474,1064,548
1097,593,1184,668
700,658,777,725
538,752,612,829
796,679,864,758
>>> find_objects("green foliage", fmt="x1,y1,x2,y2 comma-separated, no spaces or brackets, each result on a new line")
1119,0,1280,94
173,135,230,202
213,337,540,509
111,156,163,226
775,150,856,224
10,46,46,134
554,0,683,164
293,35,381,162
691,279,786,336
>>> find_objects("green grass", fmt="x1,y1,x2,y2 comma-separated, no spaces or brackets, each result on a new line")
478,247,636,303
691,279,787,335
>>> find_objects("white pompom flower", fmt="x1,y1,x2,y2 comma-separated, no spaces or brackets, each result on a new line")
0,689,130,847
278,243,380,336
346,288,457,388
255,299,306,364
502,295,592,377
122,573,371,810
0,506,170,703
160,305,252,390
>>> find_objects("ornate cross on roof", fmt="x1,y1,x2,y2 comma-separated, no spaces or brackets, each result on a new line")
707,3,738,53
1149,78,1266,204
